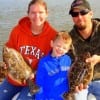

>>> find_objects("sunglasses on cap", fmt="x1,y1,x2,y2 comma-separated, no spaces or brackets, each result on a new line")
70,9,90,17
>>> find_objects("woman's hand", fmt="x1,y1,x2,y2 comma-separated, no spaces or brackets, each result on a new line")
29,73,35,80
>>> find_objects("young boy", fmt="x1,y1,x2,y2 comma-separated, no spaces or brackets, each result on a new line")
35,31,72,100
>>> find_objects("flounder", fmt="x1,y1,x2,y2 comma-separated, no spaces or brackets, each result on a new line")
3,46,39,94
63,52,94,100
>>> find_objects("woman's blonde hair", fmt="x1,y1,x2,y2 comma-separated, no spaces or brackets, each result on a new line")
27,0,47,13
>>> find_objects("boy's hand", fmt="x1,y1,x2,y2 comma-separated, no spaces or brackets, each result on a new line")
75,83,88,92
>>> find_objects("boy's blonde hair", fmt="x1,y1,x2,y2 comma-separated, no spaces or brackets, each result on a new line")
54,31,72,45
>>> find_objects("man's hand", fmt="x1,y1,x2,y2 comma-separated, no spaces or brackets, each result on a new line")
86,54,100,66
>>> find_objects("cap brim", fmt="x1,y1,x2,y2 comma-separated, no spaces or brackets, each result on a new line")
73,6,87,10
69,6,87,14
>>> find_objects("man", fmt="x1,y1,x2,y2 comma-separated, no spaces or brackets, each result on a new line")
69,0,100,100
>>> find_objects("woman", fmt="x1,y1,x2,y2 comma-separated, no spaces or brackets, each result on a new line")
0,0,57,99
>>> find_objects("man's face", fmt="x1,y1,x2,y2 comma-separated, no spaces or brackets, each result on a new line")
70,8,93,30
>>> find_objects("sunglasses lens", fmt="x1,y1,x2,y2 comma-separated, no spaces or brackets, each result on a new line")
80,10,89,15
71,12,79,17
70,10,89,17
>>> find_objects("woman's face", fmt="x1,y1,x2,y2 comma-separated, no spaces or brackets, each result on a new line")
28,3,48,27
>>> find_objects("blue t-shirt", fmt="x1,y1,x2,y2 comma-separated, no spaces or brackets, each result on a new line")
35,53,71,100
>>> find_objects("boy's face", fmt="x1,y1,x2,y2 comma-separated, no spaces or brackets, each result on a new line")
51,38,71,57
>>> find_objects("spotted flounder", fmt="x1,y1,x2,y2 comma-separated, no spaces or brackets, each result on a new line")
3,46,33,84
63,52,94,100
3,46,39,94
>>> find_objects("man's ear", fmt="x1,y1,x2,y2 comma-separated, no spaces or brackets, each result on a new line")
90,10,93,18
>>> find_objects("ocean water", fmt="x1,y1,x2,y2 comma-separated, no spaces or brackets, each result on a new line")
0,0,100,60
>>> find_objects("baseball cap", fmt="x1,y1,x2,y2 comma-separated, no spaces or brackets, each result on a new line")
69,0,91,14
